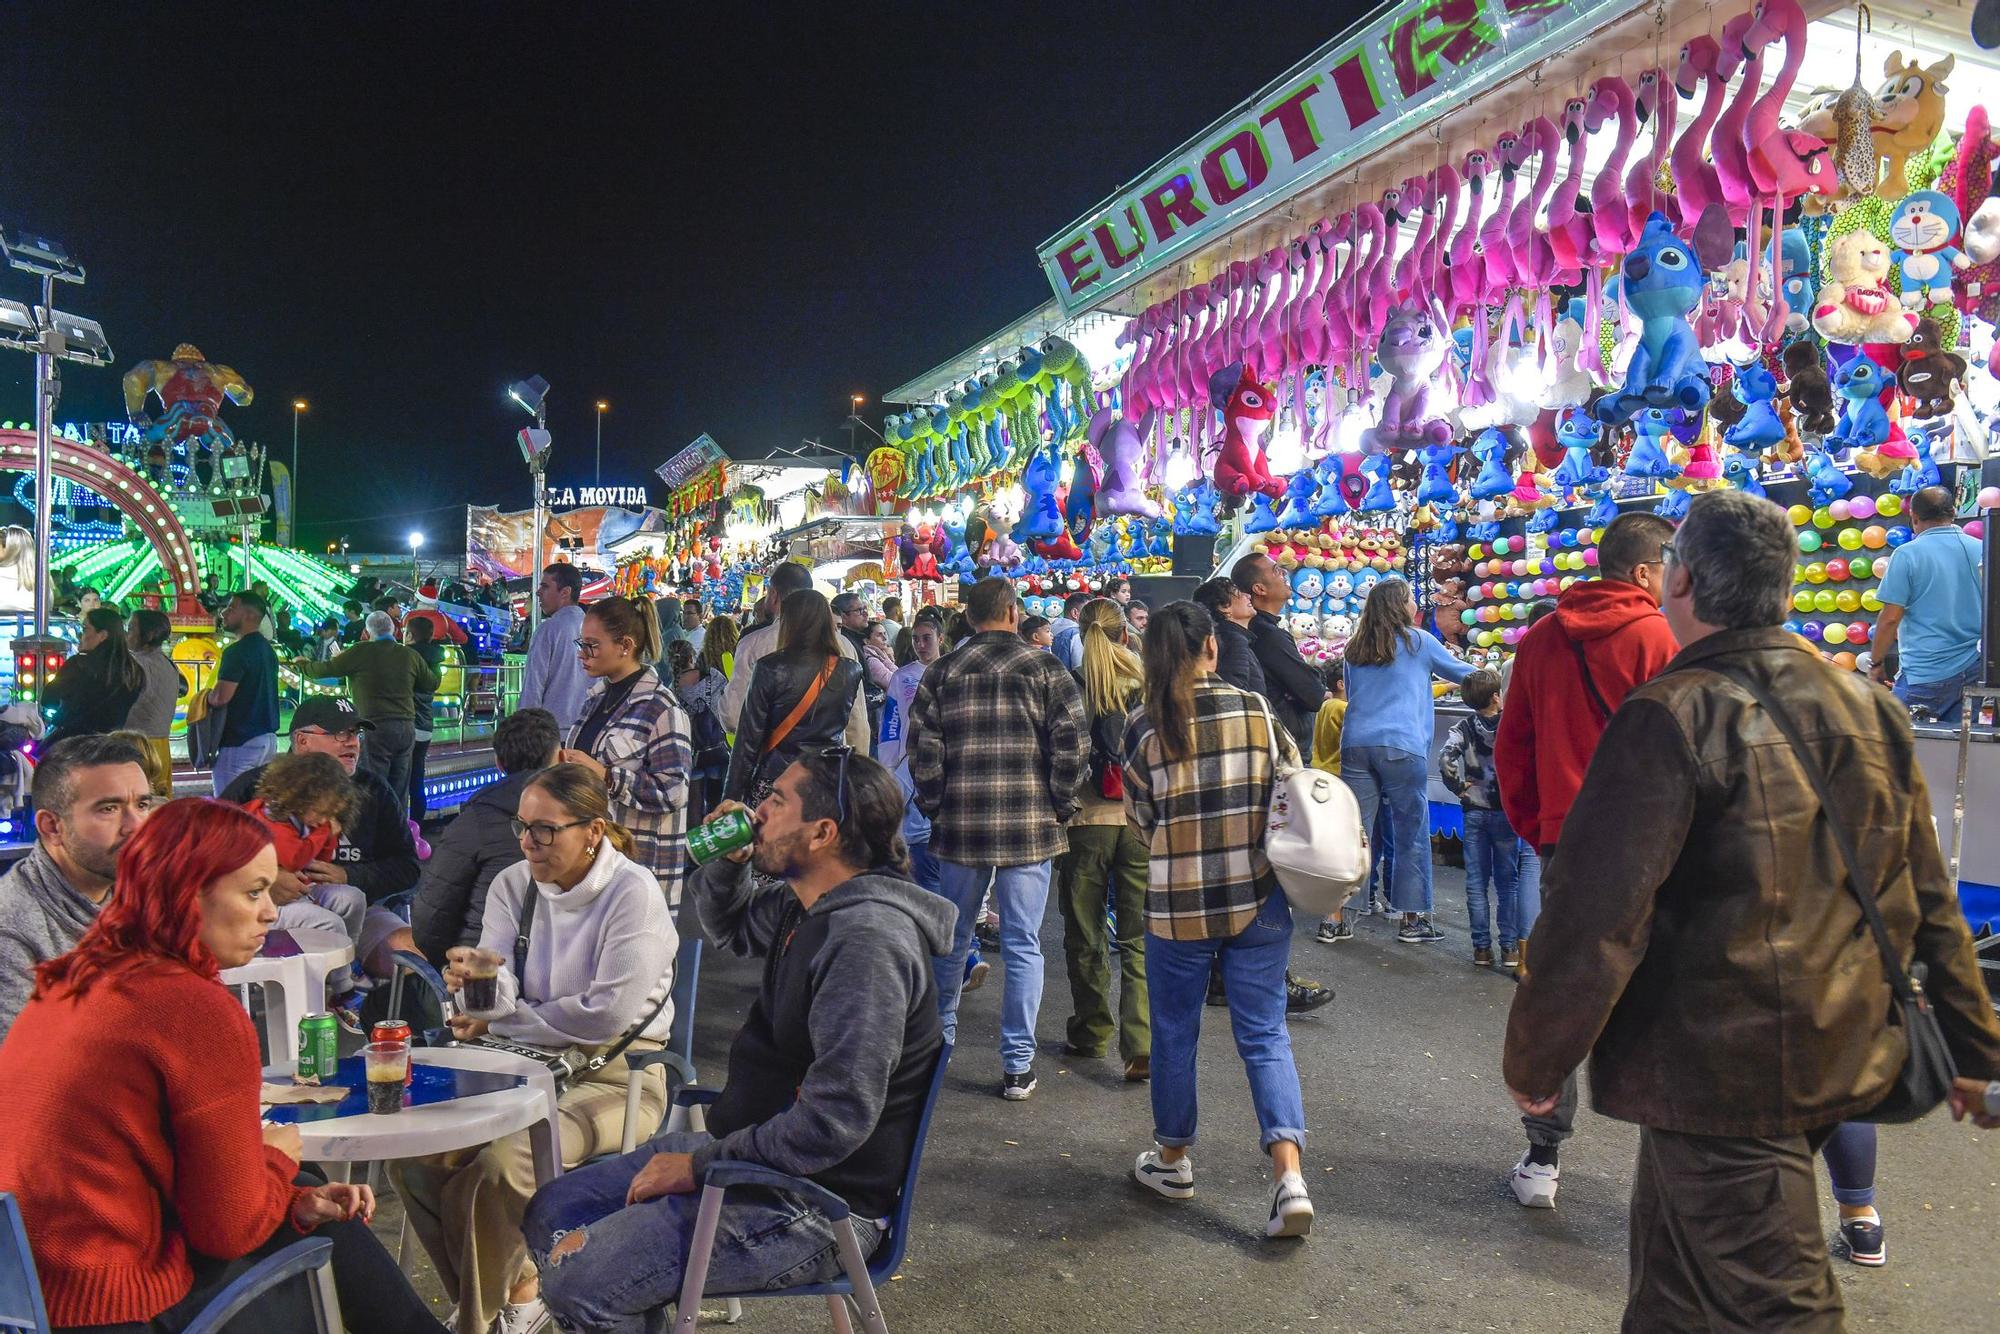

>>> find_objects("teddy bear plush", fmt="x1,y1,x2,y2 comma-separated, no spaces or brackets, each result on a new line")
1811,230,1920,344
1780,340,1838,437
1897,316,1968,419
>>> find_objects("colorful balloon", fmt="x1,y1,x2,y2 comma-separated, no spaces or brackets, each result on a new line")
1829,500,1852,522
1875,493,1903,517
1812,507,1836,529
1786,504,1812,525
1835,590,1860,613
1798,531,1822,553
1836,527,1863,551
1792,590,1815,612
1847,494,1877,519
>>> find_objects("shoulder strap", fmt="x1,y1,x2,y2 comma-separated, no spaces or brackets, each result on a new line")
513,880,540,982
1550,620,1613,724
764,657,834,756
1708,664,1921,1006
1252,692,1301,777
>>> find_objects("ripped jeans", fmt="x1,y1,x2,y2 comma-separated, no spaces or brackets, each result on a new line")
522,1131,882,1334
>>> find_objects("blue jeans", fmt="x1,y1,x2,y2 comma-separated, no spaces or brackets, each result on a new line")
1894,661,1982,724
524,1130,882,1334
933,859,1052,1074
1516,843,1543,936
211,732,277,796
1820,1122,1877,1208
1461,806,1522,951
908,842,981,983
1342,746,1432,914
1144,890,1306,1152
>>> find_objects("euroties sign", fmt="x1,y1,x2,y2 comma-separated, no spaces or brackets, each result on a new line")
1037,0,1623,313
541,484,651,508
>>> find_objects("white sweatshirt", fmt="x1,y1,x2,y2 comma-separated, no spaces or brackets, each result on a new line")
464,841,676,1052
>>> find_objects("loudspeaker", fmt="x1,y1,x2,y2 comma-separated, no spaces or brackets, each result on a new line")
1171,534,1215,577
1130,575,1197,608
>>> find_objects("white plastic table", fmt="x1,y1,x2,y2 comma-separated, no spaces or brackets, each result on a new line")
223,926,356,1063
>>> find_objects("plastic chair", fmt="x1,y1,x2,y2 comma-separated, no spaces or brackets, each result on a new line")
382,950,451,1041
670,1042,953,1334
668,935,703,1071
0,1194,342,1334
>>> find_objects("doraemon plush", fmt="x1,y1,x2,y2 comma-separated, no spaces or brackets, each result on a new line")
1355,568,1384,599
1596,213,1710,426
1289,568,1325,612
1324,570,1355,605
1826,359,1892,450
1889,190,1969,309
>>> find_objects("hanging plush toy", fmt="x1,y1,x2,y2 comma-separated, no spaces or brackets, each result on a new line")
1171,481,1222,536
1780,230,1817,336
1363,302,1453,450
1011,442,1066,541
1722,360,1787,451
1551,410,1608,491
1358,453,1397,511
1415,443,1459,505
1892,425,1944,494
1596,214,1710,426
1243,492,1281,533
1625,408,1686,480
1813,230,1920,343
1469,429,1515,499
1208,362,1283,504
1805,445,1855,503
1872,53,1954,201
1897,316,1968,418
1826,358,1893,448
1065,443,1096,546
1889,191,1971,308
1274,468,1318,528
1780,341,1839,436
1723,452,1767,496
1087,406,1162,518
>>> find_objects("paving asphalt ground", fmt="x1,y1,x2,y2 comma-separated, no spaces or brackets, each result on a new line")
384,864,1998,1331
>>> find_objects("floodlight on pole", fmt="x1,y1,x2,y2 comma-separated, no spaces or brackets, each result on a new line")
508,374,552,635
595,400,608,486
409,530,425,593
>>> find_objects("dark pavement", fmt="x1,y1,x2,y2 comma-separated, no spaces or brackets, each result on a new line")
394,865,1999,1330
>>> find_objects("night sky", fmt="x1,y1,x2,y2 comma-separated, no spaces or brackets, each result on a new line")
2,1,1356,551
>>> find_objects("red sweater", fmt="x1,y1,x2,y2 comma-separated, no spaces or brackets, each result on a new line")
242,799,340,873
1495,580,1678,850
0,960,310,1326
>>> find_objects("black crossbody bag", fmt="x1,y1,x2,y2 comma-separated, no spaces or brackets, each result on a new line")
1712,665,1957,1124
466,881,671,1092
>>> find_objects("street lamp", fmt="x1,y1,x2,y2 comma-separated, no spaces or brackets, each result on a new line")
595,400,608,486
507,375,552,635
408,530,425,594
290,399,306,539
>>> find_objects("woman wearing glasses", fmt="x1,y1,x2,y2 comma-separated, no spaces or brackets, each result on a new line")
723,589,864,804
395,764,677,1334
555,595,695,905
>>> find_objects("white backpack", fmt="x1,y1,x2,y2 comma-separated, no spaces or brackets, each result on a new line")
1256,698,1371,917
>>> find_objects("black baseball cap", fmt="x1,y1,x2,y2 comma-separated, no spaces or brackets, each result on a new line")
289,695,374,734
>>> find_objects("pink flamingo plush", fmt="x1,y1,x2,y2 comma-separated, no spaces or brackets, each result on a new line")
1393,175,1435,304
1365,191,1398,341
1508,117,1569,333
1287,224,1330,368
1445,149,1492,324
1585,76,1638,259
1710,11,1763,224
1670,37,1728,231
1415,163,1460,315
1742,0,1834,200
1477,133,1525,296
1245,248,1285,370
1624,68,1678,240
1545,96,1595,273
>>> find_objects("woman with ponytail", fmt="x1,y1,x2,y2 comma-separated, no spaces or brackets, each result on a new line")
1123,602,1314,1239
1056,598,1151,1080
557,594,695,905
397,763,677,1334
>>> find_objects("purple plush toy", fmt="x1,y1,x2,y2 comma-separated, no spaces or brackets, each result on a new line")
1087,405,1163,518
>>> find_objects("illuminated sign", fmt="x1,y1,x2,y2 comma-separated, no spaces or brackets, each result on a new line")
655,433,725,489
1037,0,1625,312
541,484,651,508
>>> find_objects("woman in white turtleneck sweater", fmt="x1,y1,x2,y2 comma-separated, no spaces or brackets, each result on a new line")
393,763,677,1334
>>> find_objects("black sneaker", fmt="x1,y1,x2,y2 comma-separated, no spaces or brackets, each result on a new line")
1315,919,1353,944
1286,973,1334,1013
1838,1213,1885,1267
1397,917,1445,944
1000,1069,1037,1101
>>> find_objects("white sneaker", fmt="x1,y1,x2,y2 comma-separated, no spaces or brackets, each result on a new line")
1267,1171,1314,1238
1133,1147,1194,1199
1510,1150,1559,1208
493,1296,550,1334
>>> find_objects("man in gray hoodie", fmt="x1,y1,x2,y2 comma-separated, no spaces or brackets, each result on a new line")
0,735,157,1037
523,748,952,1328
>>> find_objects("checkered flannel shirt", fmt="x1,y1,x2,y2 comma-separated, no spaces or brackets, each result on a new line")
1124,676,1288,941
568,665,694,905
910,631,1088,867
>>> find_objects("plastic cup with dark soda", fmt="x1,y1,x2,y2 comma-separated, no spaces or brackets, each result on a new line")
458,948,504,1011
364,1042,409,1114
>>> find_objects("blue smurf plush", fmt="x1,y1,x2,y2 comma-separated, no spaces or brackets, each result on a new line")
1596,213,1710,426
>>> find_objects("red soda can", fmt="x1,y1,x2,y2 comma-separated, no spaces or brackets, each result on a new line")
371,1020,414,1084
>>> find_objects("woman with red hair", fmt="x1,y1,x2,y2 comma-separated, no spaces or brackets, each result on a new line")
0,798,441,1332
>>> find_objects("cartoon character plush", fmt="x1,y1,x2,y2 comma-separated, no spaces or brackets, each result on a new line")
1358,454,1397,512
1311,456,1354,519
1363,302,1453,451
1897,316,1968,419
1065,445,1096,546
1723,361,1787,451
1892,425,1943,494
1171,480,1222,535
1324,571,1355,606
1826,358,1893,449
1780,229,1817,337
1889,191,1971,308
1415,443,1459,505
1596,214,1710,426
1780,341,1838,436
1289,568,1325,613
1586,488,1621,528
1653,488,1691,520
1469,429,1515,499
1872,52,1954,201
1812,230,1920,344
1625,408,1685,480
1011,442,1066,541
1243,491,1281,533
1804,446,1854,504
1087,406,1162,518
1274,468,1319,528
1209,362,1284,504
1551,410,1607,490
1722,452,1767,497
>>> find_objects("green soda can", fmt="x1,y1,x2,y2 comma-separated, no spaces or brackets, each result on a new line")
687,809,755,865
297,1012,340,1084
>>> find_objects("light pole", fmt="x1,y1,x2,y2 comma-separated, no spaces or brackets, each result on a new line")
408,530,425,594
508,376,552,637
595,400,608,486
290,399,306,542
846,394,864,460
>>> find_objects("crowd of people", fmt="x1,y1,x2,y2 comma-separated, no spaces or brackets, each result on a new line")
0,483,1995,1331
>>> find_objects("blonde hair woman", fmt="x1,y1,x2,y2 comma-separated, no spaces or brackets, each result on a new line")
1056,598,1152,1081
394,763,677,1334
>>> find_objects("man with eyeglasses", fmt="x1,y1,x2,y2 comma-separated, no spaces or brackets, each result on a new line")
521,748,952,1327
1492,509,1679,1208
220,696,422,1009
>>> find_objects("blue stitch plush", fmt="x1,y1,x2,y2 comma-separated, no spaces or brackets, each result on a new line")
1596,213,1711,426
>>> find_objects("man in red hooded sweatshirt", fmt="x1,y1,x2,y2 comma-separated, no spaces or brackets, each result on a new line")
1493,510,1678,1208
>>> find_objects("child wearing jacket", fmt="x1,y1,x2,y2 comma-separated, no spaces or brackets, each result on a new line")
1439,670,1520,968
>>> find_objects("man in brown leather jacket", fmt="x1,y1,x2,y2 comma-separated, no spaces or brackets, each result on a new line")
1503,490,2000,1331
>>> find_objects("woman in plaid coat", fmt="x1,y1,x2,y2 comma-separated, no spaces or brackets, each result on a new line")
1123,600,1313,1240
556,596,695,906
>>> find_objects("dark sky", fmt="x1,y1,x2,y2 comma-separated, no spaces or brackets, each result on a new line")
1,1,1359,551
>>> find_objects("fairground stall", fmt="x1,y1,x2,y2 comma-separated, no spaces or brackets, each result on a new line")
878,0,2000,931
